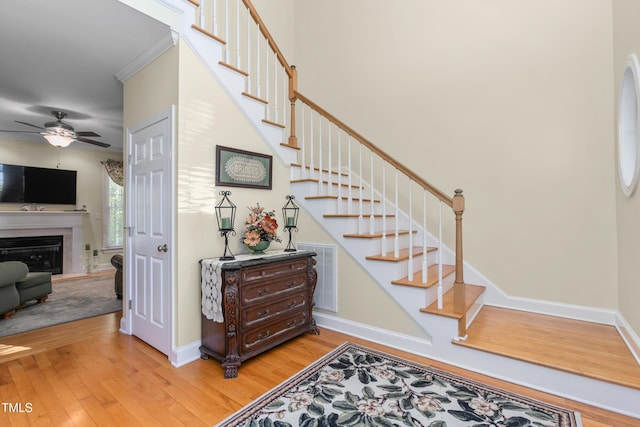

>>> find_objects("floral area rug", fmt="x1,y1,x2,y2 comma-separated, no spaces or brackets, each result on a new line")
217,342,581,427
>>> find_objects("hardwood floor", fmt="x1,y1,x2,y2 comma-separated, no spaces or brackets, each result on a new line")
0,313,638,426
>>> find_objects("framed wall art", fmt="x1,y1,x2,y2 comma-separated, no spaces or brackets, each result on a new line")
215,145,273,190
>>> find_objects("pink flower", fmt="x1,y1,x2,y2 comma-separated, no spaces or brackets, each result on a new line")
243,230,262,246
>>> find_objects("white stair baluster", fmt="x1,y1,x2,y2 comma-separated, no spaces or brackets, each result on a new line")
369,151,375,235
408,180,413,281
336,130,342,214
381,161,387,255
422,189,428,284
318,119,323,194
309,110,315,180
282,63,287,128
347,136,353,214
255,26,262,98
358,144,363,234
300,105,306,178
246,10,251,93
327,123,332,195
264,37,271,120
224,0,229,63
394,169,399,258
235,0,240,68
438,201,443,310
212,0,218,36
199,1,205,28
273,53,278,123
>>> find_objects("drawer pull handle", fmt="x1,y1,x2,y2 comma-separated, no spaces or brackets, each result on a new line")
288,301,297,308
261,271,266,276
257,330,270,340
257,288,269,296
287,282,296,288
257,309,270,318
287,320,297,327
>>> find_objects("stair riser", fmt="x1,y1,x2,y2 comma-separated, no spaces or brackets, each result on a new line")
326,216,400,234
424,278,454,306
371,252,441,278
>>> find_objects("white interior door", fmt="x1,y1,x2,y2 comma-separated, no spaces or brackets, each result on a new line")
126,107,173,356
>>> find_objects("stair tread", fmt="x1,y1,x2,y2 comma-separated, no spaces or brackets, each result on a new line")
325,213,395,219
366,246,436,262
305,195,380,203
420,284,485,319
343,230,416,239
291,163,349,177
391,263,455,288
291,178,361,189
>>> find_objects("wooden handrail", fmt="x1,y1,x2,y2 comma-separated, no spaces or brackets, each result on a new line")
295,91,454,207
242,0,293,77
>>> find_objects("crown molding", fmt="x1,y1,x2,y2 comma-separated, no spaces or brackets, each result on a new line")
115,28,180,82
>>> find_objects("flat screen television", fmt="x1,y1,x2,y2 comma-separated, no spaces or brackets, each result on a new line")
0,163,77,205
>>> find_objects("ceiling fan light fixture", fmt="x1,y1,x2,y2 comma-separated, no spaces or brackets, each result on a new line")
43,133,74,147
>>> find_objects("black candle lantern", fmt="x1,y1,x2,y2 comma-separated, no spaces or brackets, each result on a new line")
215,190,236,260
282,195,299,252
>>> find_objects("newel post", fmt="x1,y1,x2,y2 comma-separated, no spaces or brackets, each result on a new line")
452,189,465,315
288,65,298,147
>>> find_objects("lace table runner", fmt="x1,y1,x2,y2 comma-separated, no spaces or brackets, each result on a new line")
200,250,291,322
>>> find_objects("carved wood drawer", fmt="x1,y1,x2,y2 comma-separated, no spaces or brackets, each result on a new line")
242,258,309,282
199,251,318,378
242,292,308,328
241,311,309,353
241,273,307,306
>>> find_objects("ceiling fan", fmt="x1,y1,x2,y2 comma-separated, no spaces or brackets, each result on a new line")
0,111,111,148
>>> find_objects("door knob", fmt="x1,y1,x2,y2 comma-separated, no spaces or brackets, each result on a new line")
157,244,168,253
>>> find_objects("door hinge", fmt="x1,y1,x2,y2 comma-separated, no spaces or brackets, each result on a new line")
128,300,132,310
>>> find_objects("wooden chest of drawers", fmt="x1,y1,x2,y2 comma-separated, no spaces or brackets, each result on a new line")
200,251,318,378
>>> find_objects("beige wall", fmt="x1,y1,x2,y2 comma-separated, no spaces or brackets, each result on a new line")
0,136,122,267
292,0,619,309
613,0,640,334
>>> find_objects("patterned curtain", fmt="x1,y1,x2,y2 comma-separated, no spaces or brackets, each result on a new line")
102,159,124,186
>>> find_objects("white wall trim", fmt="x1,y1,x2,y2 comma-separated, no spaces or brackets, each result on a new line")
616,312,640,367
171,340,202,367
313,311,432,355
115,29,180,82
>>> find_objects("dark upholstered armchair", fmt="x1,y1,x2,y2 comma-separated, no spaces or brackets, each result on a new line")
111,254,123,299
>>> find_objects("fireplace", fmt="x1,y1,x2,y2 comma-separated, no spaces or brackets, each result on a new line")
0,211,86,274
0,235,64,274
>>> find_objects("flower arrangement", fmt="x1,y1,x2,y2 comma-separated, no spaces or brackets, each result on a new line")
242,204,281,247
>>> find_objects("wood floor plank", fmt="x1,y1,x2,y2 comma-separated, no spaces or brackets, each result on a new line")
0,313,638,426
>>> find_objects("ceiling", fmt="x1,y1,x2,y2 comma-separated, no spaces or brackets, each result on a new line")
0,0,172,152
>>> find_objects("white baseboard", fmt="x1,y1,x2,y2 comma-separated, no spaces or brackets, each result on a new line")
313,311,432,356
171,340,202,368
616,313,640,367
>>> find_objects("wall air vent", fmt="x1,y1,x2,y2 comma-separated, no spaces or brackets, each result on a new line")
298,243,338,312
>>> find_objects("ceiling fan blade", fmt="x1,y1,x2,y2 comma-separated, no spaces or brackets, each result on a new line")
76,131,101,137
14,120,44,130
0,129,42,134
76,137,111,148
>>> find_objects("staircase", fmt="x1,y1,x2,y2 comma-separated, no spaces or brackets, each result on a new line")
153,0,640,417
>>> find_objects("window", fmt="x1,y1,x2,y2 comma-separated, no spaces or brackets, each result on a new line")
103,169,124,249
618,54,640,197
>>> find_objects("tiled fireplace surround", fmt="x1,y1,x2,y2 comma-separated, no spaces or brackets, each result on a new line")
0,211,86,274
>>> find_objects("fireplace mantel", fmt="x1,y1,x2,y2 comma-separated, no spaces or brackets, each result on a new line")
0,211,88,274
